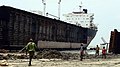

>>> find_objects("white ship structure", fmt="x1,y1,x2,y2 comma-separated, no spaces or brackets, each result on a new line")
63,6,98,47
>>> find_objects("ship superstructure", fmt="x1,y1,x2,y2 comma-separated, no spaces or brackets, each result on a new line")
63,6,98,47
63,8,97,30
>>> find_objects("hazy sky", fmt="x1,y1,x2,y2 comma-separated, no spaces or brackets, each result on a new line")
1,0,120,47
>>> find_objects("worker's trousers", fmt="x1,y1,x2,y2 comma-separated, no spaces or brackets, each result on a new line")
28,51,34,66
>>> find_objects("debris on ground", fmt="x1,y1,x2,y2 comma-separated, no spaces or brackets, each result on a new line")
0,60,9,66
0,49,120,61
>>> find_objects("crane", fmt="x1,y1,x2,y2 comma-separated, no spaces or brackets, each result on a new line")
101,37,109,45
101,37,109,53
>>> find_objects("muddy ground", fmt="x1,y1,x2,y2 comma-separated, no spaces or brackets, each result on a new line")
0,49,120,67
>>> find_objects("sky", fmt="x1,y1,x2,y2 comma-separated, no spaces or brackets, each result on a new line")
0,0,120,47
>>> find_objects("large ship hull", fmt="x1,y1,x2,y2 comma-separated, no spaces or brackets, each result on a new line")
37,28,97,49
0,6,97,50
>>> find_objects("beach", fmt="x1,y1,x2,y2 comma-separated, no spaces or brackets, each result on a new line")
0,50,120,67
1,58,120,67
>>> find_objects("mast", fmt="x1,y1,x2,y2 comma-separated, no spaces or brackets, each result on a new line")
42,0,46,16
58,0,61,20
79,1,82,12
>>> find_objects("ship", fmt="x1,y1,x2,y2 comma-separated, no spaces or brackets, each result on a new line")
38,6,98,49
0,5,97,50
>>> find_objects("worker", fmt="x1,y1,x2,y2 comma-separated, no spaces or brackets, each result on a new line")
102,47,106,59
80,44,84,61
95,45,100,57
26,38,37,66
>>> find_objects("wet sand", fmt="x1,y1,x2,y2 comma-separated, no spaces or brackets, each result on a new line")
0,58,120,67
